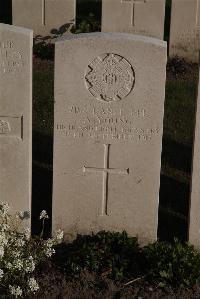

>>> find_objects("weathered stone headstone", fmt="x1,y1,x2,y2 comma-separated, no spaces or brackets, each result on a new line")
169,0,200,63
53,33,167,244
189,69,200,247
12,0,76,37
0,23,32,220
101,0,166,40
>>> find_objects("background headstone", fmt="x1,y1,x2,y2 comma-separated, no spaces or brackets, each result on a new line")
12,0,76,37
53,33,167,244
101,0,166,40
0,23,32,221
189,69,200,247
169,0,200,63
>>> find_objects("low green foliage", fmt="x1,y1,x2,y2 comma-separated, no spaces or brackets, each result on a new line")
54,231,142,280
144,239,200,288
54,231,200,289
72,13,101,34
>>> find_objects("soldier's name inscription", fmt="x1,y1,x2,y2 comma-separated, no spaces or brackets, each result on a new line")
56,105,160,142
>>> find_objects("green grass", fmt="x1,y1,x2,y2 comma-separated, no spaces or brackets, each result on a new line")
52,231,200,288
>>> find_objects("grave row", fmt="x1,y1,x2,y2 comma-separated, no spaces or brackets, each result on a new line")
1,22,200,247
8,0,200,63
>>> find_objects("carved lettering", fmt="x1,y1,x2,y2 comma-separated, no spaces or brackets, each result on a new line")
0,41,23,74
0,116,23,139
0,120,11,134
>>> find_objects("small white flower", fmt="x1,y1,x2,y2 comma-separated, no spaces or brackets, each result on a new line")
0,232,8,246
17,210,30,220
0,223,10,232
39,210,49,220
46,238,54,247
45,247,55,257
55,229,64,241
28,277,39,293
0,246,4,258
0,202,9,217
44,238,56,257
15,237,25,247
24,256,35,273
0,269,3,280
6,262,12,269
9,285,23,297
12,250,20,258
13,259,23,270
23,227,31,240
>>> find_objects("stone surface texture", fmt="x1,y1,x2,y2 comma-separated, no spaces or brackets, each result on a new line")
0,23,32,221
12,0,76,37
169,0,200,63
101,0,166,40
53,33,167,244
189,69,200,247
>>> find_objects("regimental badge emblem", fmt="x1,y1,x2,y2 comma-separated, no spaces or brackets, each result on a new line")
0,120,11,134
85,53,135,102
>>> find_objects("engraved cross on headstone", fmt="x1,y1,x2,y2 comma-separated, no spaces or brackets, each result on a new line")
121,0,147,27
196,0,200,27
83,144,129,216
42,0,46,26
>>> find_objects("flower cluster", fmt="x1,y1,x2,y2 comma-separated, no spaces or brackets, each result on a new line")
0,203,63,298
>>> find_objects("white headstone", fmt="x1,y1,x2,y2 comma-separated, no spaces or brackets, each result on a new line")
53,33,167,244
189,68,200,247
101,0,166,40
169,0,200,62
12,0,76,37
0,23,33,220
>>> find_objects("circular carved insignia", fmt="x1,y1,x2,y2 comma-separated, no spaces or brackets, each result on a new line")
85,53,135,102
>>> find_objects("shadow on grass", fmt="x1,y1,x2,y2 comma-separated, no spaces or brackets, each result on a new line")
32,131,53,237
33,131,53,166
162,136,192,174
158,174,189,242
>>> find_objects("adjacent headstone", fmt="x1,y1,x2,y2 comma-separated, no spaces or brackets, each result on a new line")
169,0,200,63
53,33,167,244
189,69,200,247
12,0,76,37
0,23,32,221
101,0,166,40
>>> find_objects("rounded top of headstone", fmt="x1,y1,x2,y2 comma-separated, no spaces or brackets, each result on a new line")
0,23,33,36
56,32,167,49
